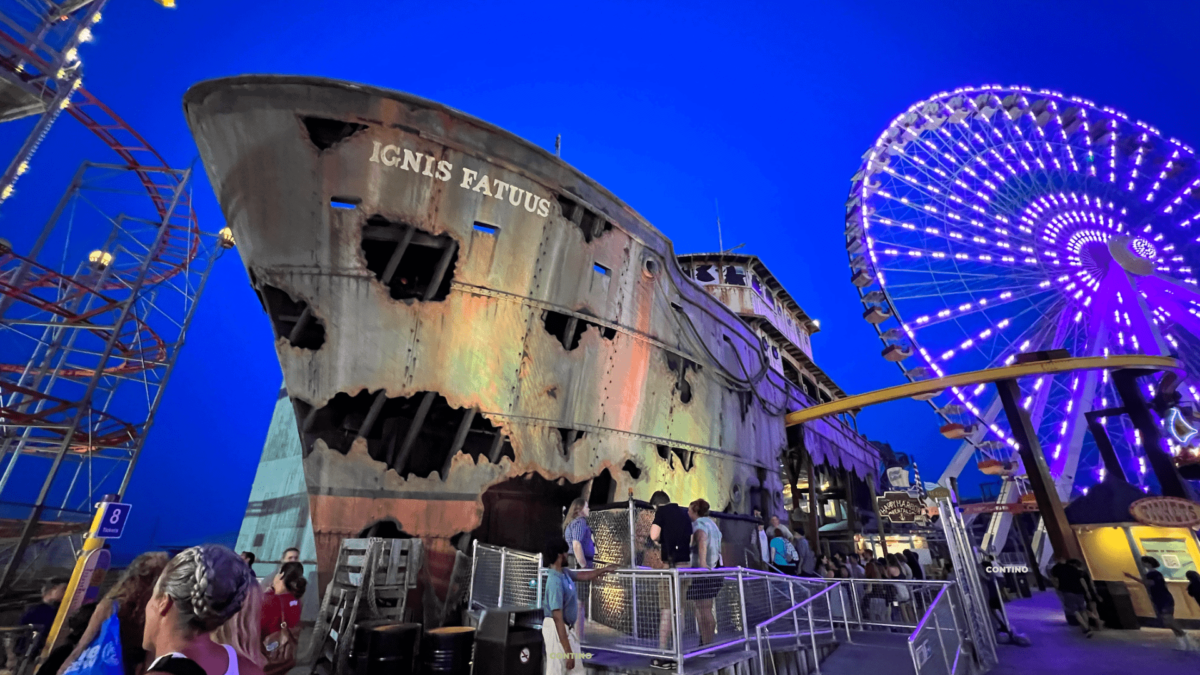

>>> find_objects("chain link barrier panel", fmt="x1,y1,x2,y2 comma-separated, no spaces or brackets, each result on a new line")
468,542,542,612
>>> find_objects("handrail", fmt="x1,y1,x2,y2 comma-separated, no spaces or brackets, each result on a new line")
907,584,950,642
757,581,842,628
865,578,955,585
906,583,960,675
755,581,843,675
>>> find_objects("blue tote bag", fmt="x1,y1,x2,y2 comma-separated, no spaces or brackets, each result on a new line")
63,600,124,675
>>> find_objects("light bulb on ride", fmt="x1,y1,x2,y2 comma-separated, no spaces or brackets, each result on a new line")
89,250,113,269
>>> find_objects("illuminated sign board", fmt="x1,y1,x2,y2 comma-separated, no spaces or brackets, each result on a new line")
1130,496,1200,528
1166,408,1198,445
877,491,929,524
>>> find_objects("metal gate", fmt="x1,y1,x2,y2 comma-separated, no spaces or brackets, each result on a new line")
937,497,998,673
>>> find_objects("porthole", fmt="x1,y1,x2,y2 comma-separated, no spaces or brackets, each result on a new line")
644,258,660,278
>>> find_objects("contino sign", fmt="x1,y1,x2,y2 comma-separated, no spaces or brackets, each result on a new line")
1129,497,1200,528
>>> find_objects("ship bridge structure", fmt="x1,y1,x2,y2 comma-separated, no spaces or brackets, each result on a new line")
188,76,884,622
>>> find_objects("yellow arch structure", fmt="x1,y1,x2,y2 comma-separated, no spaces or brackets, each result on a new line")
785,354,1180,426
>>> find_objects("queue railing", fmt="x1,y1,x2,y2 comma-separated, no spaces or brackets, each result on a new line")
835,578,952,633
466,542,979,675
754,581,848,675
571,567,835,673
907,584,963,675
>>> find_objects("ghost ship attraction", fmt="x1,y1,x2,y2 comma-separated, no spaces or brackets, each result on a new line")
184,76,880,625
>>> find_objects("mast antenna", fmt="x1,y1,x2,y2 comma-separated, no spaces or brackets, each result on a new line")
555,134,562,158
716,199,724,281
716,199,724,255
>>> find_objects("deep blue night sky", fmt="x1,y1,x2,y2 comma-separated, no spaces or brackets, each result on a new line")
4,0,1200,563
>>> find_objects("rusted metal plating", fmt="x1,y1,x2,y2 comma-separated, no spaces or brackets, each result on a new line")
186,76,878,610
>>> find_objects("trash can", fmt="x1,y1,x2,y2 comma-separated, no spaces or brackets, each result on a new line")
1014,572,1031,598
1095,581,1139,630
421,626,475,675
355,622,421,675
473,607,545,675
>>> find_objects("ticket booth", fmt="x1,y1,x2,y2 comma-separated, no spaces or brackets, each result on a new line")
1075,522,1200,627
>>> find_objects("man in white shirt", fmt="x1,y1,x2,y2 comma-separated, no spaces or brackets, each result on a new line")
769,516,794,541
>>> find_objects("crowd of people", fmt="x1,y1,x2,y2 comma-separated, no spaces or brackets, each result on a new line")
12,546,306,675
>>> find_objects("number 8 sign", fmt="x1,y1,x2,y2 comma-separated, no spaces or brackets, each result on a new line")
95,502,131,539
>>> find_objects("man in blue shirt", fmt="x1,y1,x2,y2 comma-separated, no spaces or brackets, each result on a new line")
20,578,67,629
542,537,616,674
1126,556,1194,650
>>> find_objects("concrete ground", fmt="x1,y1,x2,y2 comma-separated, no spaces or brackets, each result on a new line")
991,589,1199,675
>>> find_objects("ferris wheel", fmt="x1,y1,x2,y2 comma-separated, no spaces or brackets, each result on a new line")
845,85,1200,502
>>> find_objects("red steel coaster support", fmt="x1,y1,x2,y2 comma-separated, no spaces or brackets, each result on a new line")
0,1,225,592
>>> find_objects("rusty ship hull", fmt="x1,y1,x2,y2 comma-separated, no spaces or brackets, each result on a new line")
185,76,811,620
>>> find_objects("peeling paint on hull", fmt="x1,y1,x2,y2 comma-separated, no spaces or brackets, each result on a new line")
186,76,819,616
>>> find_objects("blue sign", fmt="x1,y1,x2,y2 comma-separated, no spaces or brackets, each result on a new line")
95,502,131,539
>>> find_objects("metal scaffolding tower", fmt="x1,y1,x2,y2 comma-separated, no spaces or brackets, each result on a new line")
0,0,224,592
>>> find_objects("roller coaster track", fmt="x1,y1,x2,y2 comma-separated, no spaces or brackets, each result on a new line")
0,7,201,452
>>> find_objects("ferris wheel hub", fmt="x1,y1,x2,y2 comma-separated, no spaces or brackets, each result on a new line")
1108,235,1157,276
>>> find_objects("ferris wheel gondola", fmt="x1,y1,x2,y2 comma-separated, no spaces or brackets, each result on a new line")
846,85,1200,507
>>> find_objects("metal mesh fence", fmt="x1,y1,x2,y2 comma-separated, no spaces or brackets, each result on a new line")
502,552,542,608
572,567,842,661
675,569,744,655
468,540,969,672
470,543,503,610
740,572,807,632
469,543,542,611
575,570,676,657
588,507,634,566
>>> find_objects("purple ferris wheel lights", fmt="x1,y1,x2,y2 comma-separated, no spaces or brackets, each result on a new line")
848,84,1200,494
1132,237,1157,260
